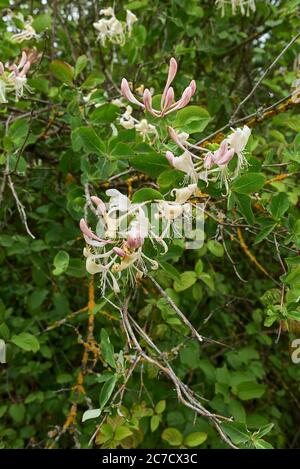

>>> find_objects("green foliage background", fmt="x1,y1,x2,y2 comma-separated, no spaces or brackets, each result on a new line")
1,0,300,449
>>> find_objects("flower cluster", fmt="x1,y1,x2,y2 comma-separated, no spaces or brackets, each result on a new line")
79,188,198,294
113,98,158,142
93,7,137,46
167,125,251,192
121,57,196,117
0,52,32,103
215,0,256,16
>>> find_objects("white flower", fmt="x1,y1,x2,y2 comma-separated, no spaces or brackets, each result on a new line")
228,125,251,154
227,125,251,174
215,0,256,16
166,151,198,183
120,105,135,129
0,79,7,103
106,189,131,212
100,7,115,16
158,201,183,221
134,119,157,141
171,183,198,204
126,10,137,34
11,23,39,43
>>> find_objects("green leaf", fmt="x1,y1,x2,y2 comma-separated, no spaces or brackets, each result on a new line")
32,13,51,32
232,173,265,194
50,60,74,85
52,250,70,276
198,272,214,290
132,188,163,203
90,104,120,124
150,415,161,432
233,193,254,224
9,403,25,423
11,332,40,353
100,329,116,369
0,298,5,323
184,432,207,447
173,271,197,292
220,422,250,445
254,222,277,245
270,192,289,220
155,400,166,414
115,426,133,441
253,439,273,449
72,127,105,154
82,408,101,422
74,55,88,78
174,106,210,133
99,376,117,409
131,152,170,177
207,240,224,257
161,427,183,446
235,381,266,400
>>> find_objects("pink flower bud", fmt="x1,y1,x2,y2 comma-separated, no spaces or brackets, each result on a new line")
127,233,144,249
113,247,126,257
121,78,144,108
166,151,175,166
161,86,174,115
161,57,178,109
189,80,196,96
90,196,106,215
203,152,214,169
143,88,158,116
175,86,192,110
79,218,103,242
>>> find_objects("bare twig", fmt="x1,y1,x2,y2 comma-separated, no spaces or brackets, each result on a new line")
231,31,300,121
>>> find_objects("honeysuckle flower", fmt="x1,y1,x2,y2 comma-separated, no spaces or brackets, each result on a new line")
216,0,256,16
126,10,137,34
94,8,138,46
166,150,198,183
120,105,136,129
227,125,251,172
134,119,158,142
171,183,198,204
106,189,131,213
0,52,33,103
100,7,115,16
0,77,7,103
11,22,39,42
121,57,196,117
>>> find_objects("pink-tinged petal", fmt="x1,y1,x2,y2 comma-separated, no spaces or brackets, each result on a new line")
161,57,178,109
167,126,187,152
161,86,174,115
165,87,193,115
113,247,126,257
166,150,175,166
80,218,103,242
213,139,229,163
127,234,144,249
217,148,235,167
203,152,214,169
91,196,106,215
19,51,28,69
121,78,144,108
20,61,30,77
189,80,196,96
143,88,159,116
